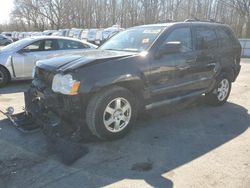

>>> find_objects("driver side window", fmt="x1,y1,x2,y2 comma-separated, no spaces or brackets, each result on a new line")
165,27,193,53
23,41,43,52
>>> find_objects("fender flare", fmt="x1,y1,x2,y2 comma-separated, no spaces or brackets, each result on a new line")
79,74,147,95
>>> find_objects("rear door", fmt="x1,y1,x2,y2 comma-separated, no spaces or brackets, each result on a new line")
56,39,91,54
192,25,219,88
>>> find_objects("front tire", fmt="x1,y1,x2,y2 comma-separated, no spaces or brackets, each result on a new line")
205,74,231,106
86,86,138,140
0,66,10,87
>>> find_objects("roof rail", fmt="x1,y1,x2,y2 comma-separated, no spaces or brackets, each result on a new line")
184,18,223,24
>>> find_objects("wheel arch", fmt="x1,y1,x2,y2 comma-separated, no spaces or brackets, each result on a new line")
85,77,148,109
220,66,235,82
0,64,11,82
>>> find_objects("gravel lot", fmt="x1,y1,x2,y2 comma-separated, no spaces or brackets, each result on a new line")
0,59,250,188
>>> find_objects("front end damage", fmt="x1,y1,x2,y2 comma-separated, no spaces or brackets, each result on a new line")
1,80,90,164
2,78,90,141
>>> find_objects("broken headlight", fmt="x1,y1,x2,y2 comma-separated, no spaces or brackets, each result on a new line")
52,74,80,95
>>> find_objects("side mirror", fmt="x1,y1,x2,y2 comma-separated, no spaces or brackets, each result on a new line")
158,41,181,57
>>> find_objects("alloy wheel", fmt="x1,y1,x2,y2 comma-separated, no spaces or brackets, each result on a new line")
216,79,230,101
103,97,132,133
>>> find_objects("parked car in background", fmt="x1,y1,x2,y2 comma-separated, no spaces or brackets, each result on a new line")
0,34,13,46
101,25,124,44
87,29,99,44
31,32,43,37
80,29,89,41
12,32,19,41
0,36,97,87
18,32,26,40
1,32,12,38
68,28,77,38
95,29,104,45
52,29,70,37
68,28,83,38
43,30,57,36
73,29,83,39
11,32,17,40
24,32,32,38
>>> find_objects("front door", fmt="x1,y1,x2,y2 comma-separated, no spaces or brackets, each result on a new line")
12,39,59,78
149,26,201,99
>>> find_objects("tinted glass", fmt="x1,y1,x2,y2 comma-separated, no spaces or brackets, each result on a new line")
45,40,59,51
58,39,86,50
217,28,233,47
23,40,43,52
100,26,164,52
165,27,193,52
196,27,218,50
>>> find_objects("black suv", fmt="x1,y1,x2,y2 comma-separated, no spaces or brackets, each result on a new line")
0,34,13,46
28,21,241,140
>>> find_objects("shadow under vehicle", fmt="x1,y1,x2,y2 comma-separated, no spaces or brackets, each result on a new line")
0,98,249,187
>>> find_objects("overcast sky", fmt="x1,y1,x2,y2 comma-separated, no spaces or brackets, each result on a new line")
0,0,14,24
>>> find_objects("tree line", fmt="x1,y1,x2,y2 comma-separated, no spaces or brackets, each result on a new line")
1,0,250,38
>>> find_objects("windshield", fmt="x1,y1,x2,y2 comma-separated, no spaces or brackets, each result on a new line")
100,26,164,52
1,38,34,52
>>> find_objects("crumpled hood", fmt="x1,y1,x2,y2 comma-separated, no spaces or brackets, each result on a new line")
37,50,137,72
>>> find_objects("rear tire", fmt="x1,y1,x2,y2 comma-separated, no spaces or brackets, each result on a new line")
0,66,10,87
86,86,138,140
205,74,231,106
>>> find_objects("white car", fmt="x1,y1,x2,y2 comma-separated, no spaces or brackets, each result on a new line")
0,36,97,87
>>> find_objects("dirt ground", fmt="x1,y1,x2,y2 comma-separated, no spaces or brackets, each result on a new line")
0,59,249,188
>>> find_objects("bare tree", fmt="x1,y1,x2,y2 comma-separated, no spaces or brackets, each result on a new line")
1,0,248,38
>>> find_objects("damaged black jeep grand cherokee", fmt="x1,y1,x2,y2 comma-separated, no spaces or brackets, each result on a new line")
27,21,241,140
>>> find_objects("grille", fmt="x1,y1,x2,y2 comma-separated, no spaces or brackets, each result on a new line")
36,67,54,87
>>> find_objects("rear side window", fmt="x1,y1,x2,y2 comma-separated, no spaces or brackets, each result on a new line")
216,28,233,47
165,27,193,52
58,39,88,50
195,27,218,50
44,40,58,51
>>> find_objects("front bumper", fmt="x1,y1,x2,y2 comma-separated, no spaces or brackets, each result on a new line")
1,79,87,134
25,82,86,125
